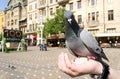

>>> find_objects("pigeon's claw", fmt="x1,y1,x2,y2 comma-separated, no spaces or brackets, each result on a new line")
87,56,96,60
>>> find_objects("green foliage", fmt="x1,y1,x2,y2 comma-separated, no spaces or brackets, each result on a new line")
43,8,66,38
21,39,27,51
0,33,2,41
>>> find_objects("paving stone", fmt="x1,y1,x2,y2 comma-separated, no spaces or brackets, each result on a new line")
0,47,119,79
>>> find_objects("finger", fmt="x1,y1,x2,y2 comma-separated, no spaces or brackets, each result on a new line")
58,53,78,77
64,53,78,71
64,53,72,69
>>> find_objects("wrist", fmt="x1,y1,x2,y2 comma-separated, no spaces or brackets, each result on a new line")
95,61,110,79
94,61,103,76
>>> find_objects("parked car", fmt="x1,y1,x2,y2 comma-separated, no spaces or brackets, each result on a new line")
100,43,111,48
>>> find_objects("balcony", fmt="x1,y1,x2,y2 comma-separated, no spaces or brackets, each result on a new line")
38,3,46,9
19,18,27,27
22,1,27,6
57,0,69,5
87,21,99,27
13,2,21,8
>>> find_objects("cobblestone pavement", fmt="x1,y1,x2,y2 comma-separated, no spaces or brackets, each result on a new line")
0,47,120,79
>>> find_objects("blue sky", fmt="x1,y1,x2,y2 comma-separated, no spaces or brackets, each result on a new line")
0,0,9,11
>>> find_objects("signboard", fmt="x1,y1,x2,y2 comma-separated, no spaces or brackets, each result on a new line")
3,29,22,42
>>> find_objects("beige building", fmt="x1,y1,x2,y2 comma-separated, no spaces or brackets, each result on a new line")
27,0,120,45
26,0,38,45
35,0,120,45
5,0,27,33
0,11,5,33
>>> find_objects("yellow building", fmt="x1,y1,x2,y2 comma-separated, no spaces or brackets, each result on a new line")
0,11,5,34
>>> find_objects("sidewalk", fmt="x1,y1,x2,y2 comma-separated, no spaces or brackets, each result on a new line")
0,46,119,79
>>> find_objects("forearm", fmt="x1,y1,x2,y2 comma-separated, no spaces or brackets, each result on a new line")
95,62,120,79
107,68,120,79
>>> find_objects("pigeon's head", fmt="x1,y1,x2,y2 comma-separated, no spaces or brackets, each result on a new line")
64,11,72,19
64,11,74,24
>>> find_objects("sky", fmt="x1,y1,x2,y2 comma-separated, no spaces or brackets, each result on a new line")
0,0,9,11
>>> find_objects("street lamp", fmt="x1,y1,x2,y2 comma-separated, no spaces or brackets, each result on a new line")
39,16,44,45
40,24,44,44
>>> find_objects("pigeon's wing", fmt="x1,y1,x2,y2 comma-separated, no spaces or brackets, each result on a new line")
65,41,79,57
80,30,108,60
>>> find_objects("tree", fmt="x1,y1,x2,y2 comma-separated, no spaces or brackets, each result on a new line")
0,33,2,41
43,8,66,38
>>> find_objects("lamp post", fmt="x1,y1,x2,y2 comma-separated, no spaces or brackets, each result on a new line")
39,16,44,45
40,24,44,44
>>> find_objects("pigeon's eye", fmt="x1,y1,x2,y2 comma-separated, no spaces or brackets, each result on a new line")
96,48,99,51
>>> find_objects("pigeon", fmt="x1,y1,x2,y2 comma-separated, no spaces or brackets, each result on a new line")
64,11,109,79
8,64,16,70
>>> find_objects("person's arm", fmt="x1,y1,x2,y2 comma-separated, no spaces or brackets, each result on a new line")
107,68,120,79
57,52,120,79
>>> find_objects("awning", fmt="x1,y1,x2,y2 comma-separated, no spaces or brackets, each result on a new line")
95,33,120,37
33,34,37,39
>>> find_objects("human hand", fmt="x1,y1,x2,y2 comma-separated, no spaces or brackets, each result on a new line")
58,52,103,77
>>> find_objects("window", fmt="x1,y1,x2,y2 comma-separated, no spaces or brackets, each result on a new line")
70,3,73,11
77,0,81,9
96,11,99,21
56,6,59,11
33,24,35,31
88,0,90,6
88,13,90,21
88,29,99,34
92,12,95,21
11,20,14,25
11,12,14,17
35,13,37,19
50,8,53,15
7,13,10,18
63,5,66,9
2,18,4,22
91,0,95,5
29,24,32,32
107,28,116,33
29,14,32,20
8,21,10,26
78,15,82,24
29,5,32,11
50,0,53,3
35,3,37,9
15,19,17,25
42,9,46,16
108,10,114,21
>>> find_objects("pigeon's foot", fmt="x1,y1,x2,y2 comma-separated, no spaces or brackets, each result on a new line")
87,56,96,60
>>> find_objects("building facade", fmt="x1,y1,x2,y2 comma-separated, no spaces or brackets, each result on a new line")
5,0,27,32
0,11,5,33
26,0,38,45
44,0,120,45
5,0,120,46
